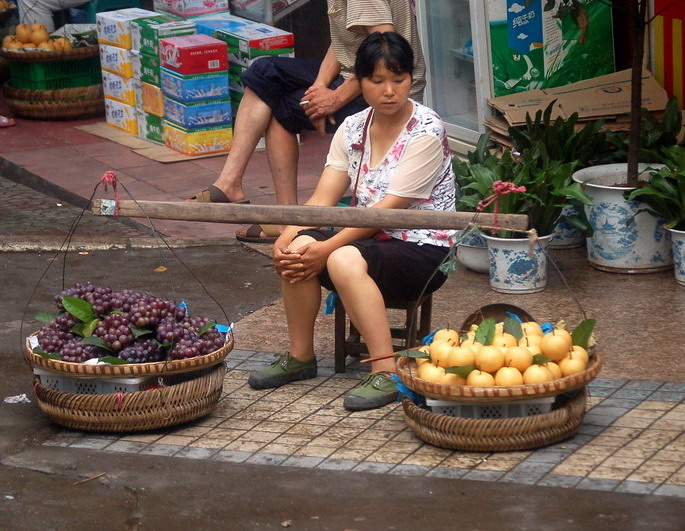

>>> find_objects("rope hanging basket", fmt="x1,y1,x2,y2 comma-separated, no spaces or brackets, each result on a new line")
25,333,234,378
3,82,104,120
402,389,587,452
33,363,227,432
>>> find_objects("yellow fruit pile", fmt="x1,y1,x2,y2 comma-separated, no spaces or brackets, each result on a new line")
2,23,72,51
415,321,590,387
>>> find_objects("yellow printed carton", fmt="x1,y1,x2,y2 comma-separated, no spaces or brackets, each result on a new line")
163,121,232,156
96,8,158,49
141,82,165,117
105,99,138,135
100,44,134,78
101,70,137,106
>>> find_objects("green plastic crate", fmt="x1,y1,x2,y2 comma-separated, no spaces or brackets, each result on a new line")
9,56,102,90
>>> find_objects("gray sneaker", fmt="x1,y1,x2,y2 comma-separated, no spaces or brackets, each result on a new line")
248,352,317,390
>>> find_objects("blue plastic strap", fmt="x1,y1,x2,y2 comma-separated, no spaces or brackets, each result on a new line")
324,291,338,315
506,311,524,323
422,330,437,345
391,373,416,403
540,322,554,334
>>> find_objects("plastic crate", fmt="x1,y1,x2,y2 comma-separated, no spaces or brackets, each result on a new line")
425,397,555,419
9,56,102,90
33,368,155,394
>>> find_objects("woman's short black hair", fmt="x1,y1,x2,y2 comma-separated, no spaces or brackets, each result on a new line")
354,31,414,79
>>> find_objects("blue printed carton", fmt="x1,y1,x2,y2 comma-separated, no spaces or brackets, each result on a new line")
161,68,229,103
164,97,232,128
192,13,254,36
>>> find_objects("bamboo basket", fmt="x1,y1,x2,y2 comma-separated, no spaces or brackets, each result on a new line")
0,45,99,63
3,82,104,119
33,363,227,432
402,388,587,452
25,333,234,378
396,353,602,402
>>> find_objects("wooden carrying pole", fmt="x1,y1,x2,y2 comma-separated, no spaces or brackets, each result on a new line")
92,200,529,232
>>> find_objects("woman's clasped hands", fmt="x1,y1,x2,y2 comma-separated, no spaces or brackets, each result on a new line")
274,241,330,284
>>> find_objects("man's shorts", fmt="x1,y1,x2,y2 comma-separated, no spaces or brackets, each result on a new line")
241,57,368,135
296,229,450,301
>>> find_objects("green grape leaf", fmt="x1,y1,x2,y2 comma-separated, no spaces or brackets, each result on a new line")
99,356,127,365
533,353,552,364
71,323,85,337
62,296,95,323
446,364,477,378
571,318,596,349
198,320,217,337
83,319,100,338
395,349,430,359
82,336,112,350
34,312,55,324
130,324,153,339
475,318,496,346
503,317,524,341
35,349,61,360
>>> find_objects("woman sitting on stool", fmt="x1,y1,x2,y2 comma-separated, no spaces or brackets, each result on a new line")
248,31,456,411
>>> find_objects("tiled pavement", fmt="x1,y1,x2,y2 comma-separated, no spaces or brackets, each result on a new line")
42,350,685,499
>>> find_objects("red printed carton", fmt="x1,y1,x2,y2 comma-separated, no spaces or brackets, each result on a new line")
159,34,228,75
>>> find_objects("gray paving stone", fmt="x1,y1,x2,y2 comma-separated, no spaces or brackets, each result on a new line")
599,397,644,409
536,475,583,488
139,444,181,457
316,459,358,471
174,447,217,460
69,438,113,450
500,462,556,485
317,368,335,378
352,461,396,474
590,378,627,389
623,380,662,391
281,455,325,468
658,382,685,393
389,464,431,477
227,349,256,359
583,413,621,427
43,438,76,447
213,450,252,463
587,387,616,398
649,391,685,403
588,406,630,417
611,389,654,401
653,484,685,498
615,480,660,495
106,440,149,453
426,467,468,479
577,424,606,436
225,359,243,369
461,470,505,482
246,452,289,466
576,477,621,491
524,450,574,464
237,361,271,371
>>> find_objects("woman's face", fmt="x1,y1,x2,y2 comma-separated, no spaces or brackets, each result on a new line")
360,60,412,118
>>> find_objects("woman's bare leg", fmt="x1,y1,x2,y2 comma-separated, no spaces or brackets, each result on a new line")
265,116,300,206
326,246,395,373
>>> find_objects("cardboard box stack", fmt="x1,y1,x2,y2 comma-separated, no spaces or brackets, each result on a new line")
97,8,158,136
131,14,196,144
159,34,233,156
154,0,229,18
484,69,671,151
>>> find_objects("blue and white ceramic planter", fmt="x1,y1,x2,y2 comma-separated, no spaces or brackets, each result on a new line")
456,230,489,273
668,229,685,286
572,164,673,273
481,233,553,294
550,205,585,249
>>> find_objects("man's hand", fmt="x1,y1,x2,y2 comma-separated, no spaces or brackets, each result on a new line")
302,85,340,120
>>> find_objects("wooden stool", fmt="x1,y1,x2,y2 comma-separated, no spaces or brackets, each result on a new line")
333,293,433,373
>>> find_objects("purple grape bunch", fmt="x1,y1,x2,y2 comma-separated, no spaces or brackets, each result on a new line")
60,339,109,363
167,316,224,360
94,312,134,351
37,319,77,354
118,338,164,363
54,282,113,315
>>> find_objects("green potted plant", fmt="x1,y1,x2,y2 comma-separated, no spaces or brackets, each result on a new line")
455,142,592,293
626,145,685,285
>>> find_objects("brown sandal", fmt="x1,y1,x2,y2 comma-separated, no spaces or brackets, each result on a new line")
190,185,250,204
235,224,280,243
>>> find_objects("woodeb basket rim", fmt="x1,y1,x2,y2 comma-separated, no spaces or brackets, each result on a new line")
0,45,99,63
397,353,602,402
25,332,234,378
33,363,227,432
402,389,587,452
